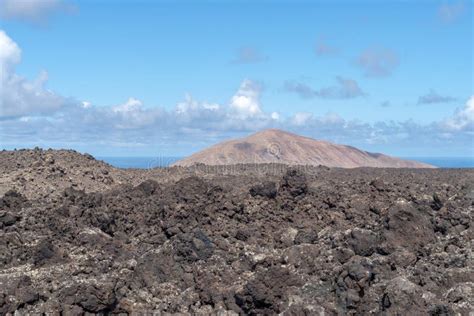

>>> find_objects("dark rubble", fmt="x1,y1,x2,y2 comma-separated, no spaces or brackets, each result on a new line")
0,150,473,315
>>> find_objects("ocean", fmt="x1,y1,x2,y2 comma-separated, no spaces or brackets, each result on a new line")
402,157,474,168
97,157,181,169
98,156,474,169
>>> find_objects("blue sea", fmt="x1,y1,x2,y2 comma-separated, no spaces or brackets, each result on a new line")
97,157,181,169
98,156,474,169
402,157,474,168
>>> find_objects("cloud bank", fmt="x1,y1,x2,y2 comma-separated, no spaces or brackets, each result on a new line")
0,30,472,156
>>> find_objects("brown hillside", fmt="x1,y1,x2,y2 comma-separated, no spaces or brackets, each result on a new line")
172,129,435,168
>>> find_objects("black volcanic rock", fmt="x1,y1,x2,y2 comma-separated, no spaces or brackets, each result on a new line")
249,181,278,198
280,168,308,197
0,149,471,315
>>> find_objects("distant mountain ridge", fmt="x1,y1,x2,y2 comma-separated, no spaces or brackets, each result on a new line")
172,129,435,168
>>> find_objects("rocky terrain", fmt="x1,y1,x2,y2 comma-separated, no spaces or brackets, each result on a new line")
172,129,435,168
0,149,473,315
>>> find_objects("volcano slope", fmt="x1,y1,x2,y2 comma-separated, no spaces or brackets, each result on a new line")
0,150,473,315
171,129,435,168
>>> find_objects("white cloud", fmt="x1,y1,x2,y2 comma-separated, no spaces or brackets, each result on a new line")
0,0,69,23
0,30,65,118
291,112,313,126
320,112,344,124
441,96,474,131
174,93,224,129
109,97,165,129
0,30,21,72
176,93,220,115
81,101,91,109
230,79,263,118
112,97,143,113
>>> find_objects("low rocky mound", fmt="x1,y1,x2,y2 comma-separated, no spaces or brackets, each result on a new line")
0,148,130,199
0,150,472,315
172,129,435,168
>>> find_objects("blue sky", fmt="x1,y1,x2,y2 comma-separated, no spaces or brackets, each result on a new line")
0,0,473,157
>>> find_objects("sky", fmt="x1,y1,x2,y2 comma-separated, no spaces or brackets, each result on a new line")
0,0,473,157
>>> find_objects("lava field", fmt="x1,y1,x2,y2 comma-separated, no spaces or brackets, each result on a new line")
0,149,473,315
